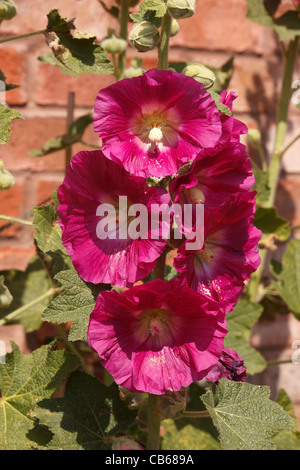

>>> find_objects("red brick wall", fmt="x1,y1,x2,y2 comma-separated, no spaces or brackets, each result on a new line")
0,0,300,422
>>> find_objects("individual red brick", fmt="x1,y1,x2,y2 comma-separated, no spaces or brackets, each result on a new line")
275,178,300,227
0,47,27,106
0,116,72,172
0,179,25,238
0,324,31,355
251,314,300,350
37,175,64,205
0,244,35,271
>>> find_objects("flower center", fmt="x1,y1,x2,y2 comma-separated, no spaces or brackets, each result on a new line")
148,126,164,143
136,308,172,346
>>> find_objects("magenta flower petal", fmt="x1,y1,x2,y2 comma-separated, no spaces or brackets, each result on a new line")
93,69,223,177
205,347,247,383
57,150,170,287
174,192,261,313
170,142,254,209
87,280,227,394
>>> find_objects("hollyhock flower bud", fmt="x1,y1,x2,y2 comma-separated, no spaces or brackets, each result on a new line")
101,34,127,55
205,347,247,383
57,150,171,288
124,59,146,79
182,64,216,89
0,0,17,22
247,128,262,147
170,18,180,37
93,69,223,178
0,275,13,308
129,21,159,52
112,436,143,450
0,160,15,190
88,280,227,394
167,0,196,19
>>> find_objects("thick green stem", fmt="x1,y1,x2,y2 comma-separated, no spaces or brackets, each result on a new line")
248,38,299,303
266,38,299,209
0,287,59,326
0,30,45,44
147,394,161,450
0,214,32,226
146,252,167,450
158,11,172,70
118,0,129,80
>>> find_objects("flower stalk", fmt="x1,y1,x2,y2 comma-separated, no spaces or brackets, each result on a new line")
158,11,172,70
248,37,299,303
118,0,130,80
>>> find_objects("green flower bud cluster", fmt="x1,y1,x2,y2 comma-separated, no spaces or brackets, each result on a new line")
0,0,17,22
129,21,159,52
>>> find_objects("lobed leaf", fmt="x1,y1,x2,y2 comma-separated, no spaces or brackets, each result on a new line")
35,371,137,450
44,9,113,76
201,379,294,450
0,342,80,450
43,268,109,342
271,239,300,317
0,104,23,145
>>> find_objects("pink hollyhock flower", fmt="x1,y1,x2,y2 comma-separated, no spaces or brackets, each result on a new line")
87,280,227,395
205,347,246,383
93,69,223,177
57,150,170,288
170,141,254,210
173,192,261,313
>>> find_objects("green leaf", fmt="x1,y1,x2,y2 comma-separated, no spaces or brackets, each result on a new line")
272,389,300,450
208,91,232,116
225,300,266,375
162,419,222,450
201,379,294,450
246,0,300,41
0,257,52,332
0,342,80,450
44,9,113,77
0,103,23,145
30,113,93,157
271,239,300,317
252,169,271,207
130,0,167,27
254,207,291,243
43,269,108,342
0,69,19,91
38,52,79,76
162,383,222,450
33,203,66,254
209,57,234,94
34,371,136,450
